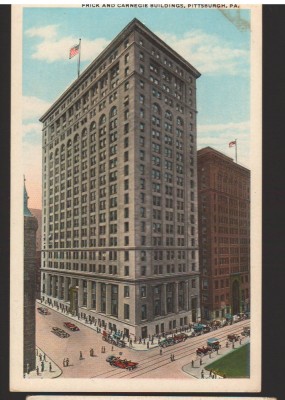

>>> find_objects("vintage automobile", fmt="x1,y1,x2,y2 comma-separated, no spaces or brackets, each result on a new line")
37,307,50,315
51,327,70,338
102,331,125,348
207,337,220,350
196,346,212,356
227,333,240,342
241,326,250,336
193,323,207,333
203,325,212,333
107,356,138,370
64,322,80,331
173,333,188,343
159,337,175,348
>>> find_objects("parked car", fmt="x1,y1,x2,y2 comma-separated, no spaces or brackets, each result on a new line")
102,331,125,348
159,337,175,348
106,355,117,363
51,327,70,338
241,326,250,336
64,322,80,331
196,346,211,356
37,307,50,315
227,333,240,342
173,333,188,343
109,357,138,370
207,337,220,350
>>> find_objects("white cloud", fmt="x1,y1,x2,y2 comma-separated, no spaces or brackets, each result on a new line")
157,30,249,76
26,25,58,40
23,96,51,121
198,121,250,133
25,25,110,63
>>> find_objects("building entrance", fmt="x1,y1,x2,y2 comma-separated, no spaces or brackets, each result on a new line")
232,280,240,315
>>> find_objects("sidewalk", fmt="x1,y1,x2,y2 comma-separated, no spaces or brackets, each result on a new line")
24,346,62,379
182,337,250,379
37,300,196,351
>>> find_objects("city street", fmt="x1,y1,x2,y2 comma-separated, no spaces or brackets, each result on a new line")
36,304,250,379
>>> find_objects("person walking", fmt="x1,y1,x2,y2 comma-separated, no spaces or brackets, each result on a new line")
41,361,44,372
191,359,194,368
43,353,46,361
79,351,83,360
201,369,204,379
172,354,175,361
36,366,39,376
160,348,163,356
63,358,66,367
39,353,42,361
200,357,202,366
66,358,69,367
49,362,52,372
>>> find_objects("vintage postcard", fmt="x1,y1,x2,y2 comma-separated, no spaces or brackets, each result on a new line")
10,2,262,393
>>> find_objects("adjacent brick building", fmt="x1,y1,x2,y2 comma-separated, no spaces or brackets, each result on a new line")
197,147,250,321
24,181,38,373
40,18,201,338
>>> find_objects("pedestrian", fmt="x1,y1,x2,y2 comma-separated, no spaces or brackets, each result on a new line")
36,366,39,375
200,357,202,366
39,353,42,361
103,346,106,353
43,353,46,361
66,358,69,367
191,359,194,368
41,361,44,372
147,341,149,349
201,369,204,379
172,354,175,361
160,348,162,355
49,362,52,372
63,358,66,367
79,351,83,360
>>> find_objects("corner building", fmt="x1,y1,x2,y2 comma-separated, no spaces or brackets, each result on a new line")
40,19,201,338
197,147,250,321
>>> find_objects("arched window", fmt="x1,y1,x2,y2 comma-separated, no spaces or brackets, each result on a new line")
177,116,184,126
49,152,53,160
110,106,117,118
99,114,106,126
60,144,65,152
55,148,59,156
90,121,96,132
81,128,87,138
74,134,79,143
67,139,72,148
152,103,161,114
165,110,172,121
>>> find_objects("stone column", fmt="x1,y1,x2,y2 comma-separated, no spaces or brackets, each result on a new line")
64,276,69,302
106,283,111,315
184,280,189,310
87,280,92,310
51,275,56,298
96,281,101,312
173,281,179,313
46,274,51,296
78,279,83,307
161,283,167,315
58,276,63,299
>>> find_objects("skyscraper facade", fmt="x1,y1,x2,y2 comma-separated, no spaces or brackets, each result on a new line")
40,19,201,338
197,147,250,321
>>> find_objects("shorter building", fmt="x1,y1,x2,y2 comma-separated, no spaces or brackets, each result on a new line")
197,147,250,321
24,182,38,373
31,208,42,300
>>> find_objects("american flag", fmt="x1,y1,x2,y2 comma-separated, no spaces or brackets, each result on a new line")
229,140,236,148
69,44,80,59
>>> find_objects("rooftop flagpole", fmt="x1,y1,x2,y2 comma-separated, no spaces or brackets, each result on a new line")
77,38,81,78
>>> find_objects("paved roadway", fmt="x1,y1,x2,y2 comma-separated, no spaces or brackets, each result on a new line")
36,306,250,379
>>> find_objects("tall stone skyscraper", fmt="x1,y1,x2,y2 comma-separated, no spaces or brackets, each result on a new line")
24,179,38,373
40,18,201,338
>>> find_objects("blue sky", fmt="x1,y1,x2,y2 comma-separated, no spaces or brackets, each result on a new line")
22,6,251,208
